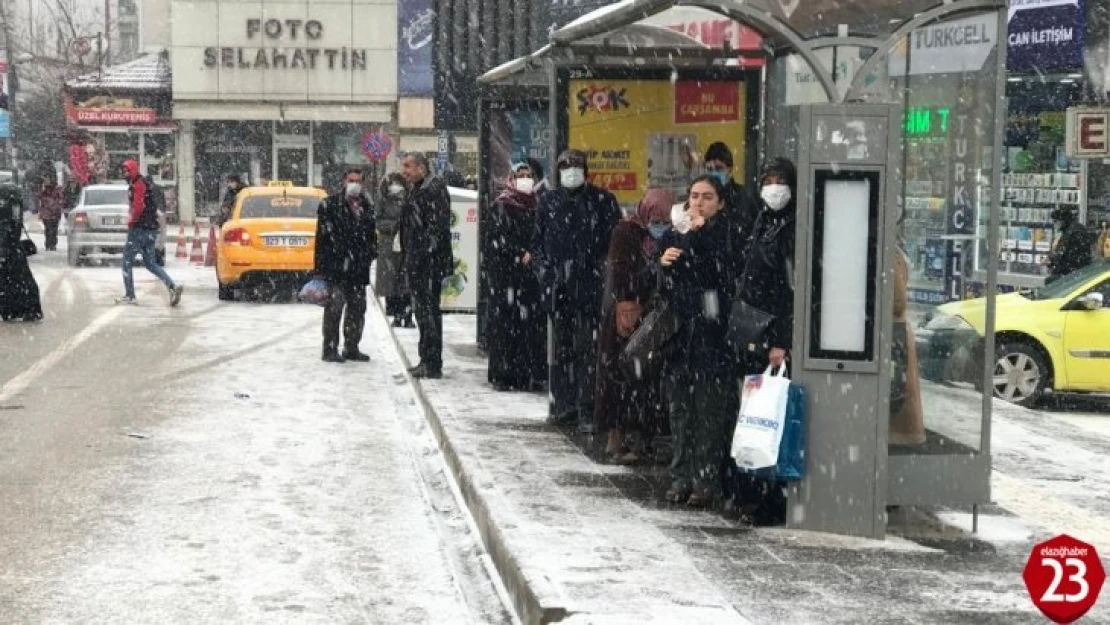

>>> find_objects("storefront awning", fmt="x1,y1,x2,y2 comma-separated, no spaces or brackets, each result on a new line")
66,51,171,93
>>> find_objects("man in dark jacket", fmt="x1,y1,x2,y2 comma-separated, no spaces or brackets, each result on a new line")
117,159,182,307
704,142,759,259
532,149,622,432
1047,207,1092,283
314,168,377,363
400,153,454,379
217,174,246,226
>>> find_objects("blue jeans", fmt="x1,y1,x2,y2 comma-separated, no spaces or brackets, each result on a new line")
122,229,173,298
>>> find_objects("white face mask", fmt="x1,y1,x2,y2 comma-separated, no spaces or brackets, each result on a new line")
388,183,404,196
514,177,535,195
560,167,585,189
670,203,692,234
346,182,363,197
761,184,791,211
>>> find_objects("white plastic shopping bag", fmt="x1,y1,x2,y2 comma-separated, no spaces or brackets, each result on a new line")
731,367,792,470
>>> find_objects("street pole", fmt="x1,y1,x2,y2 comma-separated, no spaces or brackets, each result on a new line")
103,0,110,66
97,32,102,81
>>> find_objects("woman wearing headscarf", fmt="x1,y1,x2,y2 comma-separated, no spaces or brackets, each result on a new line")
486,160,547,391
0,184,43,322
595,187,675,464
376,172,413,327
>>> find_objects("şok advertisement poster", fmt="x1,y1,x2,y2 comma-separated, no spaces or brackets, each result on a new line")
567,79,747,206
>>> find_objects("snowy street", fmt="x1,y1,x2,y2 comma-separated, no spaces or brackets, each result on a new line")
0,238,512,624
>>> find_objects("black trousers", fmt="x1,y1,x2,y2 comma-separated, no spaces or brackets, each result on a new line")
411,275,443,370
323,282,367,355
386,294,411,319
43,219,60,250
549,310,599,424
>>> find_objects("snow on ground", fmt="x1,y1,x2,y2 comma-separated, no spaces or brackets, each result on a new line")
4,257,511,624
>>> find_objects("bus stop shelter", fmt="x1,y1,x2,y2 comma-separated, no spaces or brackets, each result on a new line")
478,0,1008,539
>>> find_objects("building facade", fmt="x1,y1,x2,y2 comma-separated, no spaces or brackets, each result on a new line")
169,0,398,222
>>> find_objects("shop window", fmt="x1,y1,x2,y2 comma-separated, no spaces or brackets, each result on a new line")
104,133,140,152
144,133,173,159
108,153,139,178
275,121,310,136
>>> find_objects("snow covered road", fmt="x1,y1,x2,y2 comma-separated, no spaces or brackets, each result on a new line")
0,246,512,624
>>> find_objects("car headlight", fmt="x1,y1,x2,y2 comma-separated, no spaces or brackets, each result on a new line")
925,313,973,332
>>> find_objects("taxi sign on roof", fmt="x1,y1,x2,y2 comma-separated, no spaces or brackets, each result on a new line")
268,180,293,187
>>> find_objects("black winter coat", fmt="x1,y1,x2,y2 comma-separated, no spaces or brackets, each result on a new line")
723,179,760,252
314,192,377,286
401,176,454,283
737,206,796,351
1047,220,1093,283
666,214,737,375
531,184,622,314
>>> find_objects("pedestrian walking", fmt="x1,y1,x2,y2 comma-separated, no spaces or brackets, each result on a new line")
532,149,622,433
596,187,674,463
0,184,43,321
660,176,739,508
116,159,182,307
1098,224,1110,261
37,179,65,252
1047,206,1093,282
400,153,454,379
486,160,547,392
314,168,377,363
375,172,413,328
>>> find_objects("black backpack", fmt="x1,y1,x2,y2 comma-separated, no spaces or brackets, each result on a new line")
138,177,164,229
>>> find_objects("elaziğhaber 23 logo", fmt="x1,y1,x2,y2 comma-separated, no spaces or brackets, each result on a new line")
1022,534,1105,623
576,84,630,115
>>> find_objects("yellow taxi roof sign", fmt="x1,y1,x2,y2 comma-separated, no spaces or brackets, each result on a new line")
268,180,293,187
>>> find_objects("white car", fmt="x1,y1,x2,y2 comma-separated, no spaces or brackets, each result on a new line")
66,184,167,267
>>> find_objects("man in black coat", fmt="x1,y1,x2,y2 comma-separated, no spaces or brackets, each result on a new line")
314,168,377,363
1047,207,1092,283
532,149,622,432
400,153,454,379
704,141,759,257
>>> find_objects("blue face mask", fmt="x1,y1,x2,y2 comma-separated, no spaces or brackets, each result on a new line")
709,170,730,186
648,223,670,239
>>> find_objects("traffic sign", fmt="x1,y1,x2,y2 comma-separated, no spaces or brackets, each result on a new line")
72,37,92,57
360,130,392,162
1023,534,1105,624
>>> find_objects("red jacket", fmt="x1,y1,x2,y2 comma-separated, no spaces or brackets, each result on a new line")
123,159,147,229
37,187,65,221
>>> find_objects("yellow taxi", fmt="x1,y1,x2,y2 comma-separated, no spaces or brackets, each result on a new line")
216,182,327,301
918,260,1110,406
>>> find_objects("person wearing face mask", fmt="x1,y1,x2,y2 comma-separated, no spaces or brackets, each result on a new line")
486,160,548,392
596,187,675,463
704,142,759,259
532,149,622,432
728,157,797,524
376,172,413,328
1046,206,1093,283
400,152,454,379
314,168,377,363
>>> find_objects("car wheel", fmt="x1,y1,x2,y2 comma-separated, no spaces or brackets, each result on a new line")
218,283,235,301
993,341,1049,407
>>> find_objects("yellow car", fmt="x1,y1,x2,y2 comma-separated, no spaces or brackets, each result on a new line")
918,260,1110,406
216,183,327,301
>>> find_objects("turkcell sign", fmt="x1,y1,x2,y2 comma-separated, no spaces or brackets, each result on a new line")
1007,0,1084,72
891,13,997,75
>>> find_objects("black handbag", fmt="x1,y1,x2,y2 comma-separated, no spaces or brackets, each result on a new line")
19,223,37,257
726,298,775,354
618,297,681,382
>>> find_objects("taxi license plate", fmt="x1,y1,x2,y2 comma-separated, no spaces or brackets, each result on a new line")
264,235,309,247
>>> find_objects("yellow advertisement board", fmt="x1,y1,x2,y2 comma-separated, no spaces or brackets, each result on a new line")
567,78,747,205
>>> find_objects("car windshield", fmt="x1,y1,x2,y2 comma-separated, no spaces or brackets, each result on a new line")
1025,261,1110,301
238,194,320,219
83,189,129,206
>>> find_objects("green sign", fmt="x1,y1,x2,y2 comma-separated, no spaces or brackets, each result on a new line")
905,107,950,136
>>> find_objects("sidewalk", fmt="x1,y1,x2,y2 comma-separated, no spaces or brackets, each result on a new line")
384,311,1109,624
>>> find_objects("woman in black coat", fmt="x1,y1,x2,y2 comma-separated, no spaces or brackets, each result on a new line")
486,160,546,391
0,184,43,322
660,176,739,508
730,157,798,525
376,173,413,327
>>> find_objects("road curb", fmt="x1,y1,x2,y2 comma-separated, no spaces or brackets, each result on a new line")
372,300,562,625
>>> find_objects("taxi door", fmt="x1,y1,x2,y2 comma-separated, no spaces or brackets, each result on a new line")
1063,278,1110,391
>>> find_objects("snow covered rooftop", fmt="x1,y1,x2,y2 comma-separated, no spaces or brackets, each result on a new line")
66,51,171,92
